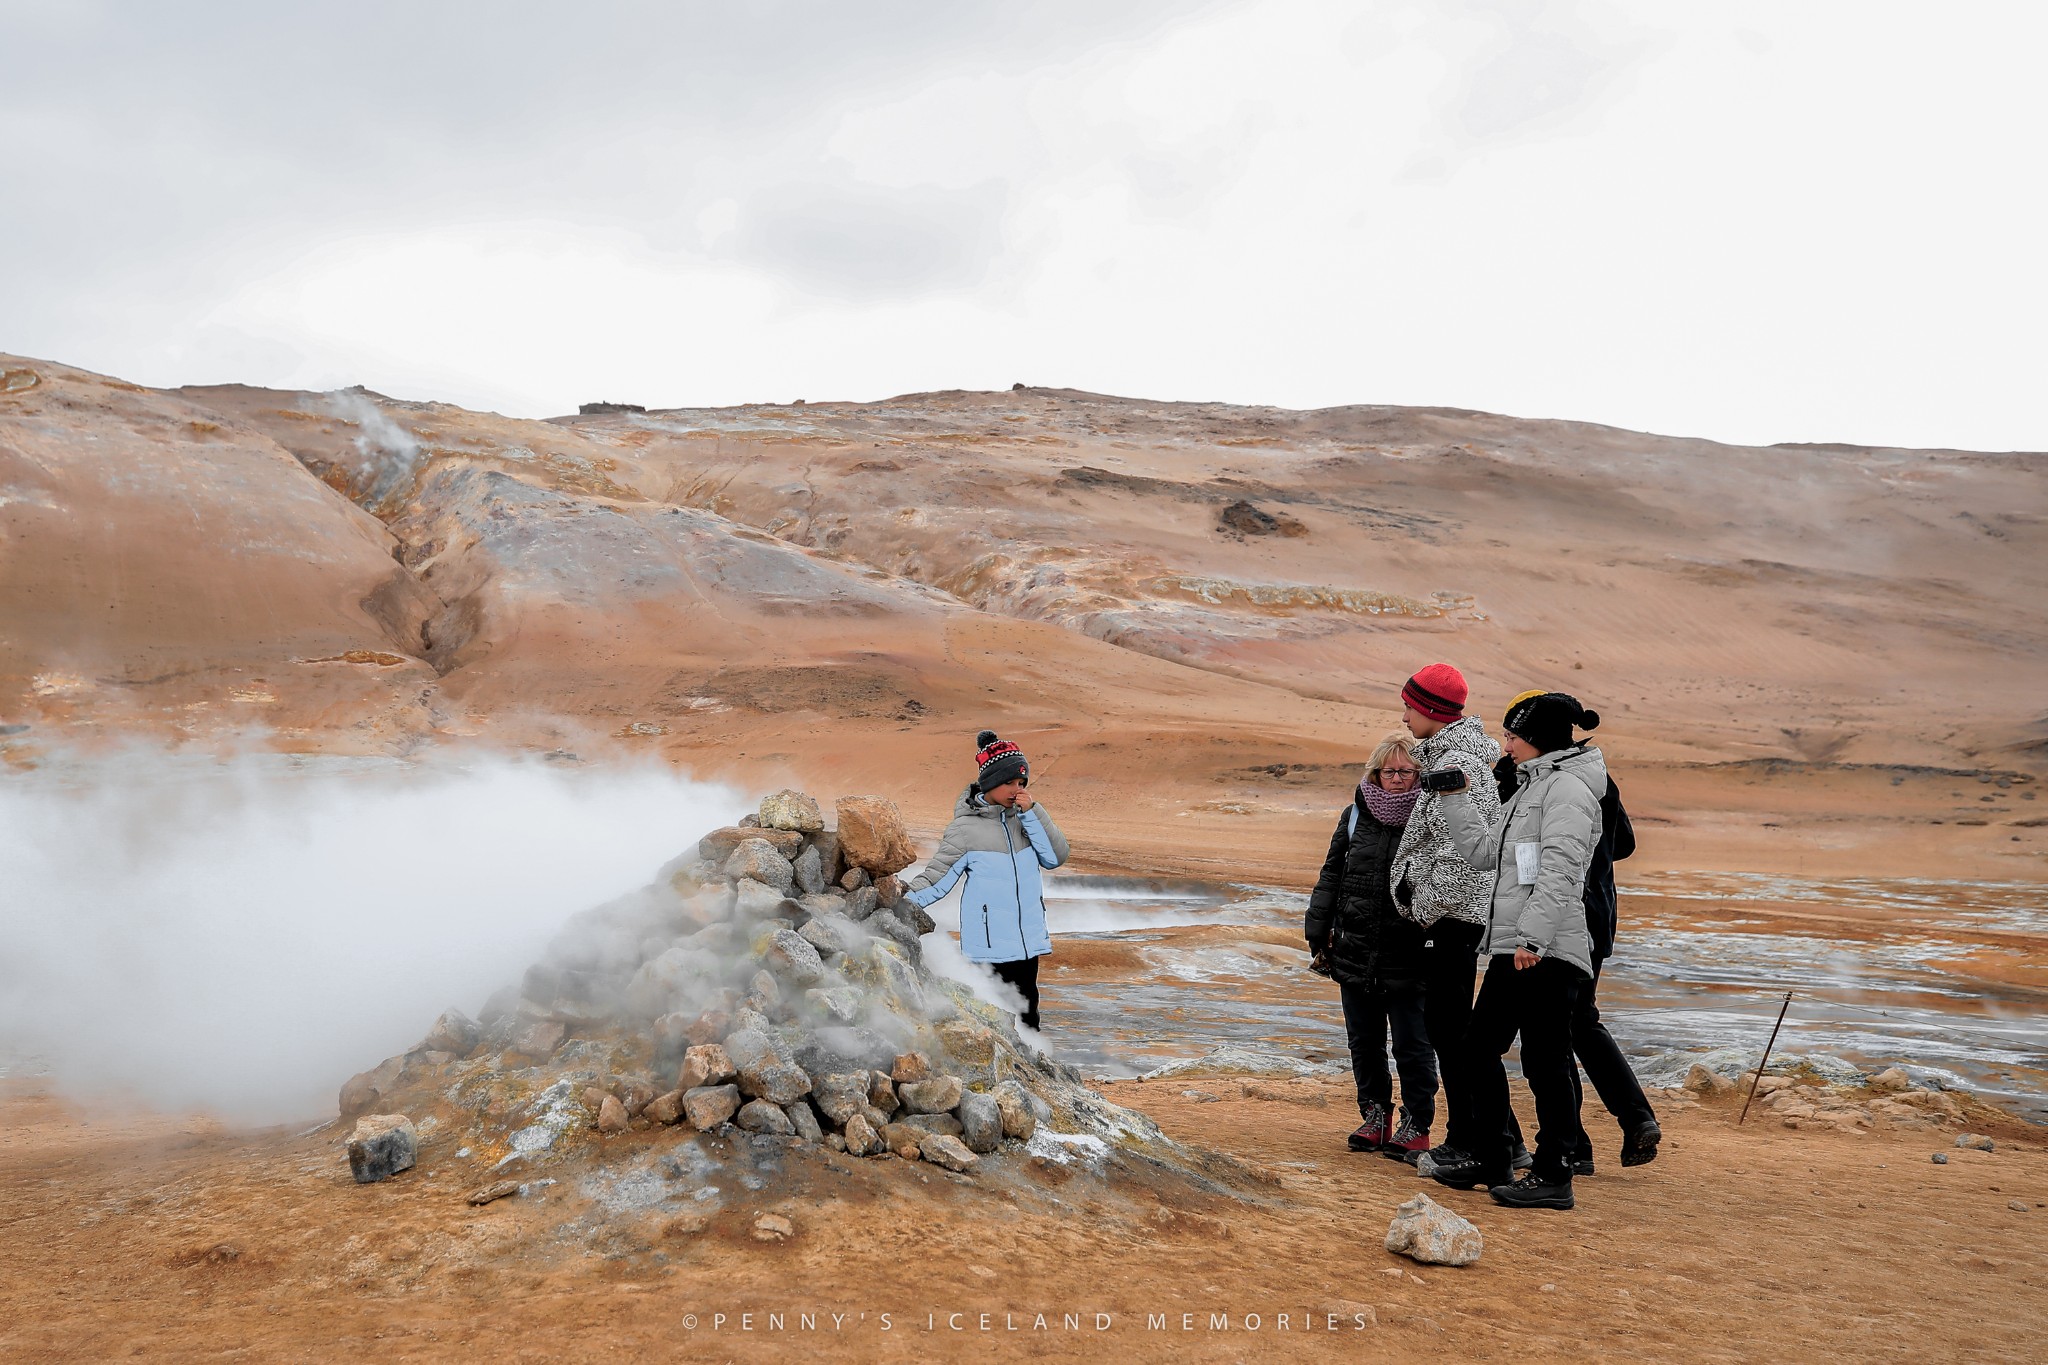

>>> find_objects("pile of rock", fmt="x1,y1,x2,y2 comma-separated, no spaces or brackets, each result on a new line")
340,788,1126,1181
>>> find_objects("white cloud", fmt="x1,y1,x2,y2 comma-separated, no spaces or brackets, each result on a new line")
2,1,2042,448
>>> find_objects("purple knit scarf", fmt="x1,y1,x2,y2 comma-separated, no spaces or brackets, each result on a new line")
1358,778,1420,827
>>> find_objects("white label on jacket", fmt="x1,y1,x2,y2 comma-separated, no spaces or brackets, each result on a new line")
1515,842,1541,885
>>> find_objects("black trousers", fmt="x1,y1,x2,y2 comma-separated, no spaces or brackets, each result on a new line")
1416,919,1485,1151
1566,957,1658,1157
1338,980,1437,1129
991,956,1041,1031
1464,954,1587,1182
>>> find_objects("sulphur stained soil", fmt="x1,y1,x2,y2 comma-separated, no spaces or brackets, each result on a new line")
1,1076,2041,1362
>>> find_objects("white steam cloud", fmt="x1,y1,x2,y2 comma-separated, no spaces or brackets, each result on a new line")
0,747,739,1123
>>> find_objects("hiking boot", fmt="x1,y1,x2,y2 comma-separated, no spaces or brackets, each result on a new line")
1490,1174,1575,1210
1428,1154,1513,1191
1347,1102,1392,1152
1413,1143,1466,1176
1621,1119,1661,1168
1381,1111,1430,1160
1571,1156,1596,1177
1510,1142,1535,1172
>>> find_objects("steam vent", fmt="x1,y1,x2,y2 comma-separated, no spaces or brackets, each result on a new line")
337,789,1269,1226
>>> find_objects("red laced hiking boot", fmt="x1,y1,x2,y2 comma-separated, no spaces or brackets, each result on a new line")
1380,1110,1430,1160
1346,1102,1392,1152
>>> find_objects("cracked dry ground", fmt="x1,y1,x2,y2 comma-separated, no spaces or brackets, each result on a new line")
2,1077,2042,1362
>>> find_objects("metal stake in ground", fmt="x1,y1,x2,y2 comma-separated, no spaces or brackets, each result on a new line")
1738,991,1795,1125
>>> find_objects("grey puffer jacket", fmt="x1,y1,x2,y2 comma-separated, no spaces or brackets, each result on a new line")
900,788,1070,964
1391,717,1503,928
1441,744,1606,975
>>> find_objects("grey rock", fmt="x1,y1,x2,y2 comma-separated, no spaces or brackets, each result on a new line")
792,844,828,895
1956,1133,1995,1152
806,830,845,886
843,1112,886,1156
733,878,790,919
869,910,921,951
903,904,937,936
845,886,881,921
785,1099,824,1142
867,1071,899,1116
758,790,826,833
1931,1151,1949,1164
2010,1199,2029,1211
339,1056,404,1119
724,838,797,893
420,1008,480,1056
346,1114,418,1184
958,1091,1003,1153
737,1098,796,1135
918,1132,979,1173
1385,1193,1483,1266
811,1072,871,1126
903,1112,965,1137
860,1103,893,1132
726,1028,813,1104
900,1076,964,1114
805,986,864,1026
510,1018,567,1057
798,892,848,918
764,929,827,987
840,866,872,892
992,1079,1039,1140
683,1084,742,1130
799,913,859,960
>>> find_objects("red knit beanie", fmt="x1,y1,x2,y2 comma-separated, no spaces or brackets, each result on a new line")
1401,663,1468,724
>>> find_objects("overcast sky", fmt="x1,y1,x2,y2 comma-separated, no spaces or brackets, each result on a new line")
3,1,2043,449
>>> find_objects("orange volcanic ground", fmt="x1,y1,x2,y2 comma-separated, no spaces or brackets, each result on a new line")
2,354,2044,1360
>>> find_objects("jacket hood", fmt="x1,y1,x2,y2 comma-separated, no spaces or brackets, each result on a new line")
954,784,1003,819
1517,743,1608,794
1416,714,1500,767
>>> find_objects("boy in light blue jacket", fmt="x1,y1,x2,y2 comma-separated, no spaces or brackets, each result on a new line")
900,731,1070,1030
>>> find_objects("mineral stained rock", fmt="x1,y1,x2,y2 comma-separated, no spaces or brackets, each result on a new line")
643,1090,685,1125
919,1132,979,1173
842,1112,886,1156
347,1114,418,1184
699,826,803,861
835,796,918,875
758,790,825,832
597,1095,630,1133
683,1084,742,1130
812,1073,870,1126
899,1076,963,1114
992,1079,1039,1141
678,1043,736,1091
724,839,796,893
1385,1193,1483,1266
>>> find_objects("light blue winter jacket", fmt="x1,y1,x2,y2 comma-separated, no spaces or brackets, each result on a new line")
900,786,1071,963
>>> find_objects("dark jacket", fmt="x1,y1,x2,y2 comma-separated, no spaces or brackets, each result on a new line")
1305,796,1426,989
1493,756,1636,962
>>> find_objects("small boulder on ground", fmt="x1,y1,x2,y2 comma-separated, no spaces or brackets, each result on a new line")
992,1078,1038,1141
683,1084,742,1130
597,1094,630,1133
785,1100,824,1142
347,1114,419,1184
1384,1193,1482,1266
737,1099,796,1135
843,1112,886,1156
643,1090,685,1125
958,1091,1003,1154
420,1008,480,1056
919,1132,979,1173
1956,1133,1995,1152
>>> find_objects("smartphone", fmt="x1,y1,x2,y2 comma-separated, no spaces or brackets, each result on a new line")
1419,769,1467,793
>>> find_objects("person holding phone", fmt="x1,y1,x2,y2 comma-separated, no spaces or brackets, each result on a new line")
900,731,1070,1031
1386,664,1507,1172
1426,692,1605,1210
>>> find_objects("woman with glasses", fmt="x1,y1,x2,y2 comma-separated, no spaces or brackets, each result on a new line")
1305,732,1438,1156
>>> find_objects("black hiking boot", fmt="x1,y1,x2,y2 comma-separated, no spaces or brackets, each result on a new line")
1428,1154,1512,1191
1621,1119,1662,1168
1490,1173,1575,1210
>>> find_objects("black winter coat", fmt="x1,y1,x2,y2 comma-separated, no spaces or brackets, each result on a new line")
1493,757,1637,961
1304,797,1426,989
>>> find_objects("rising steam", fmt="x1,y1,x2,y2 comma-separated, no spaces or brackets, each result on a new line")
0,746,740,1123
